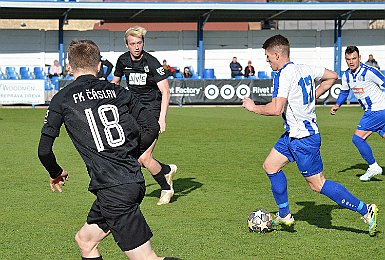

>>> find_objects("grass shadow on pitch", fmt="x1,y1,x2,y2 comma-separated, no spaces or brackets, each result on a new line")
338,163,383,181
338,163,367,173
294,201,368,235
145,177,203,203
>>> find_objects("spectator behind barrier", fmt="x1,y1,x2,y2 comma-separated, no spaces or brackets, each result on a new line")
230,57,243,78
182,67,192,78
162,59,176,77
48,60,63,79
244,60,255,78
365,54,380,70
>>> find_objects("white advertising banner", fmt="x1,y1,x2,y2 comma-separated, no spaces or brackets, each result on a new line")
0,80,45,105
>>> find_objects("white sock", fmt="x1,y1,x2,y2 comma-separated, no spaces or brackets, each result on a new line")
369,162,379,168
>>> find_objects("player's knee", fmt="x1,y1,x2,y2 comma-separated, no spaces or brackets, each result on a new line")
309,184,322,193
262,161,277,173
75,231,93,253
138,153,152,167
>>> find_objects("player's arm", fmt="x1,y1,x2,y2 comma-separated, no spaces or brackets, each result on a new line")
38,134,68,193
111,76,121,84
330,71,350,115
111,58,123,84
103,60,114,78
39,99,69,192
316,68,338,99
157,79,170,133
242,96,286,116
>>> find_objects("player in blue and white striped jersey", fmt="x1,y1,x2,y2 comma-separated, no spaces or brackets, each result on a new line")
331,46,385,181
243,35,378,236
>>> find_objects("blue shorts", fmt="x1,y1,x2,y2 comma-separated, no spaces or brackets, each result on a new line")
274,132,323,177
358,110,385,136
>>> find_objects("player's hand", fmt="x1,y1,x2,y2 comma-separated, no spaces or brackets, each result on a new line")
49,170,69,193
158,119,166,134
242,97,256,112
330,104,340,115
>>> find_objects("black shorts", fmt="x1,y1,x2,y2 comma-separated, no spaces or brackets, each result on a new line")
87,182,153,251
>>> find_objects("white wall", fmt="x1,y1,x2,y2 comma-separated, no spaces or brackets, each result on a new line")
0,29,384,78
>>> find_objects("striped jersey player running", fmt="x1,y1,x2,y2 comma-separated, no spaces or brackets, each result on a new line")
331,46,385,181
242,35,378,236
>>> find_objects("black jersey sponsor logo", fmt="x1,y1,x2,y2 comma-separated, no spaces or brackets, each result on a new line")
156,67,165,76
128,73,147,85
144,66,149,72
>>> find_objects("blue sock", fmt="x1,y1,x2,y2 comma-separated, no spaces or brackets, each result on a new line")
267,170,290,217
320,180,368,216
352,134,375,165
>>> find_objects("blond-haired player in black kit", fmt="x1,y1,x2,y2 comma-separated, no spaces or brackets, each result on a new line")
38,39,178,260
112,26,177,205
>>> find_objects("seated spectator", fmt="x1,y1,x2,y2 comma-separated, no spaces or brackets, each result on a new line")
244,60,255,78
162,59,176,77
63,59,74,79
97,57,114,80
182,66,193,78
365,54,380,69
230,57,243,78
48,60,63,78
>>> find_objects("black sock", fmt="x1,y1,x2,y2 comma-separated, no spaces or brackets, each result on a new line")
82,256,102,260
153,171,171,190
157,161,171,175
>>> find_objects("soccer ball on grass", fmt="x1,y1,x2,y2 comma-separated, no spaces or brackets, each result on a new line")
247,209,273,233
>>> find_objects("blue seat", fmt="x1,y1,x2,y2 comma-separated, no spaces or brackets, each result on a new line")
45,80,53,91
6,67,16,74
64,74,74,80
34,67,44,74
21,72,34,80
175,72,183,79
20,67,29,75
234,75,244,79
107,73,114,81
7,74,19,80
204,68,215,79
257,71,268,79
51,76,60,90
248,75,257,79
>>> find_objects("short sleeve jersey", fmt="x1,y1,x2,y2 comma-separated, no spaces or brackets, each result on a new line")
42,75,147,191
341,63,385,111
114,51,168,114
273,62,325,138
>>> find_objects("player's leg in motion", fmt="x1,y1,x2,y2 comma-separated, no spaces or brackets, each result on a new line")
352,130,382,181
139,139,177,205
75,223,109,259
306,173,379,236
264,148,295,227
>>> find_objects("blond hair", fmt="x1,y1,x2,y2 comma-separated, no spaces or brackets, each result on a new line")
124,26,147,44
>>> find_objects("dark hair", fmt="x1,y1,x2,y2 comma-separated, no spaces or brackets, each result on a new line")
262,34,290,57
68,40,100,71
345,46,359,55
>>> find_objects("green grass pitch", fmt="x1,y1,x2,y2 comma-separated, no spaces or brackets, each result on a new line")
0,105,384,259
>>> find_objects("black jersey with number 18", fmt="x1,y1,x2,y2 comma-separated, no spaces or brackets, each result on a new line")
41,75,158,191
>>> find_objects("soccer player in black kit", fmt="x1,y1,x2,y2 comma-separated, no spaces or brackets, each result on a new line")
38,40,178,259
112,26,177,205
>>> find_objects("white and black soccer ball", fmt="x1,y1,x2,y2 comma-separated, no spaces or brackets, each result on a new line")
247,209,273,233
